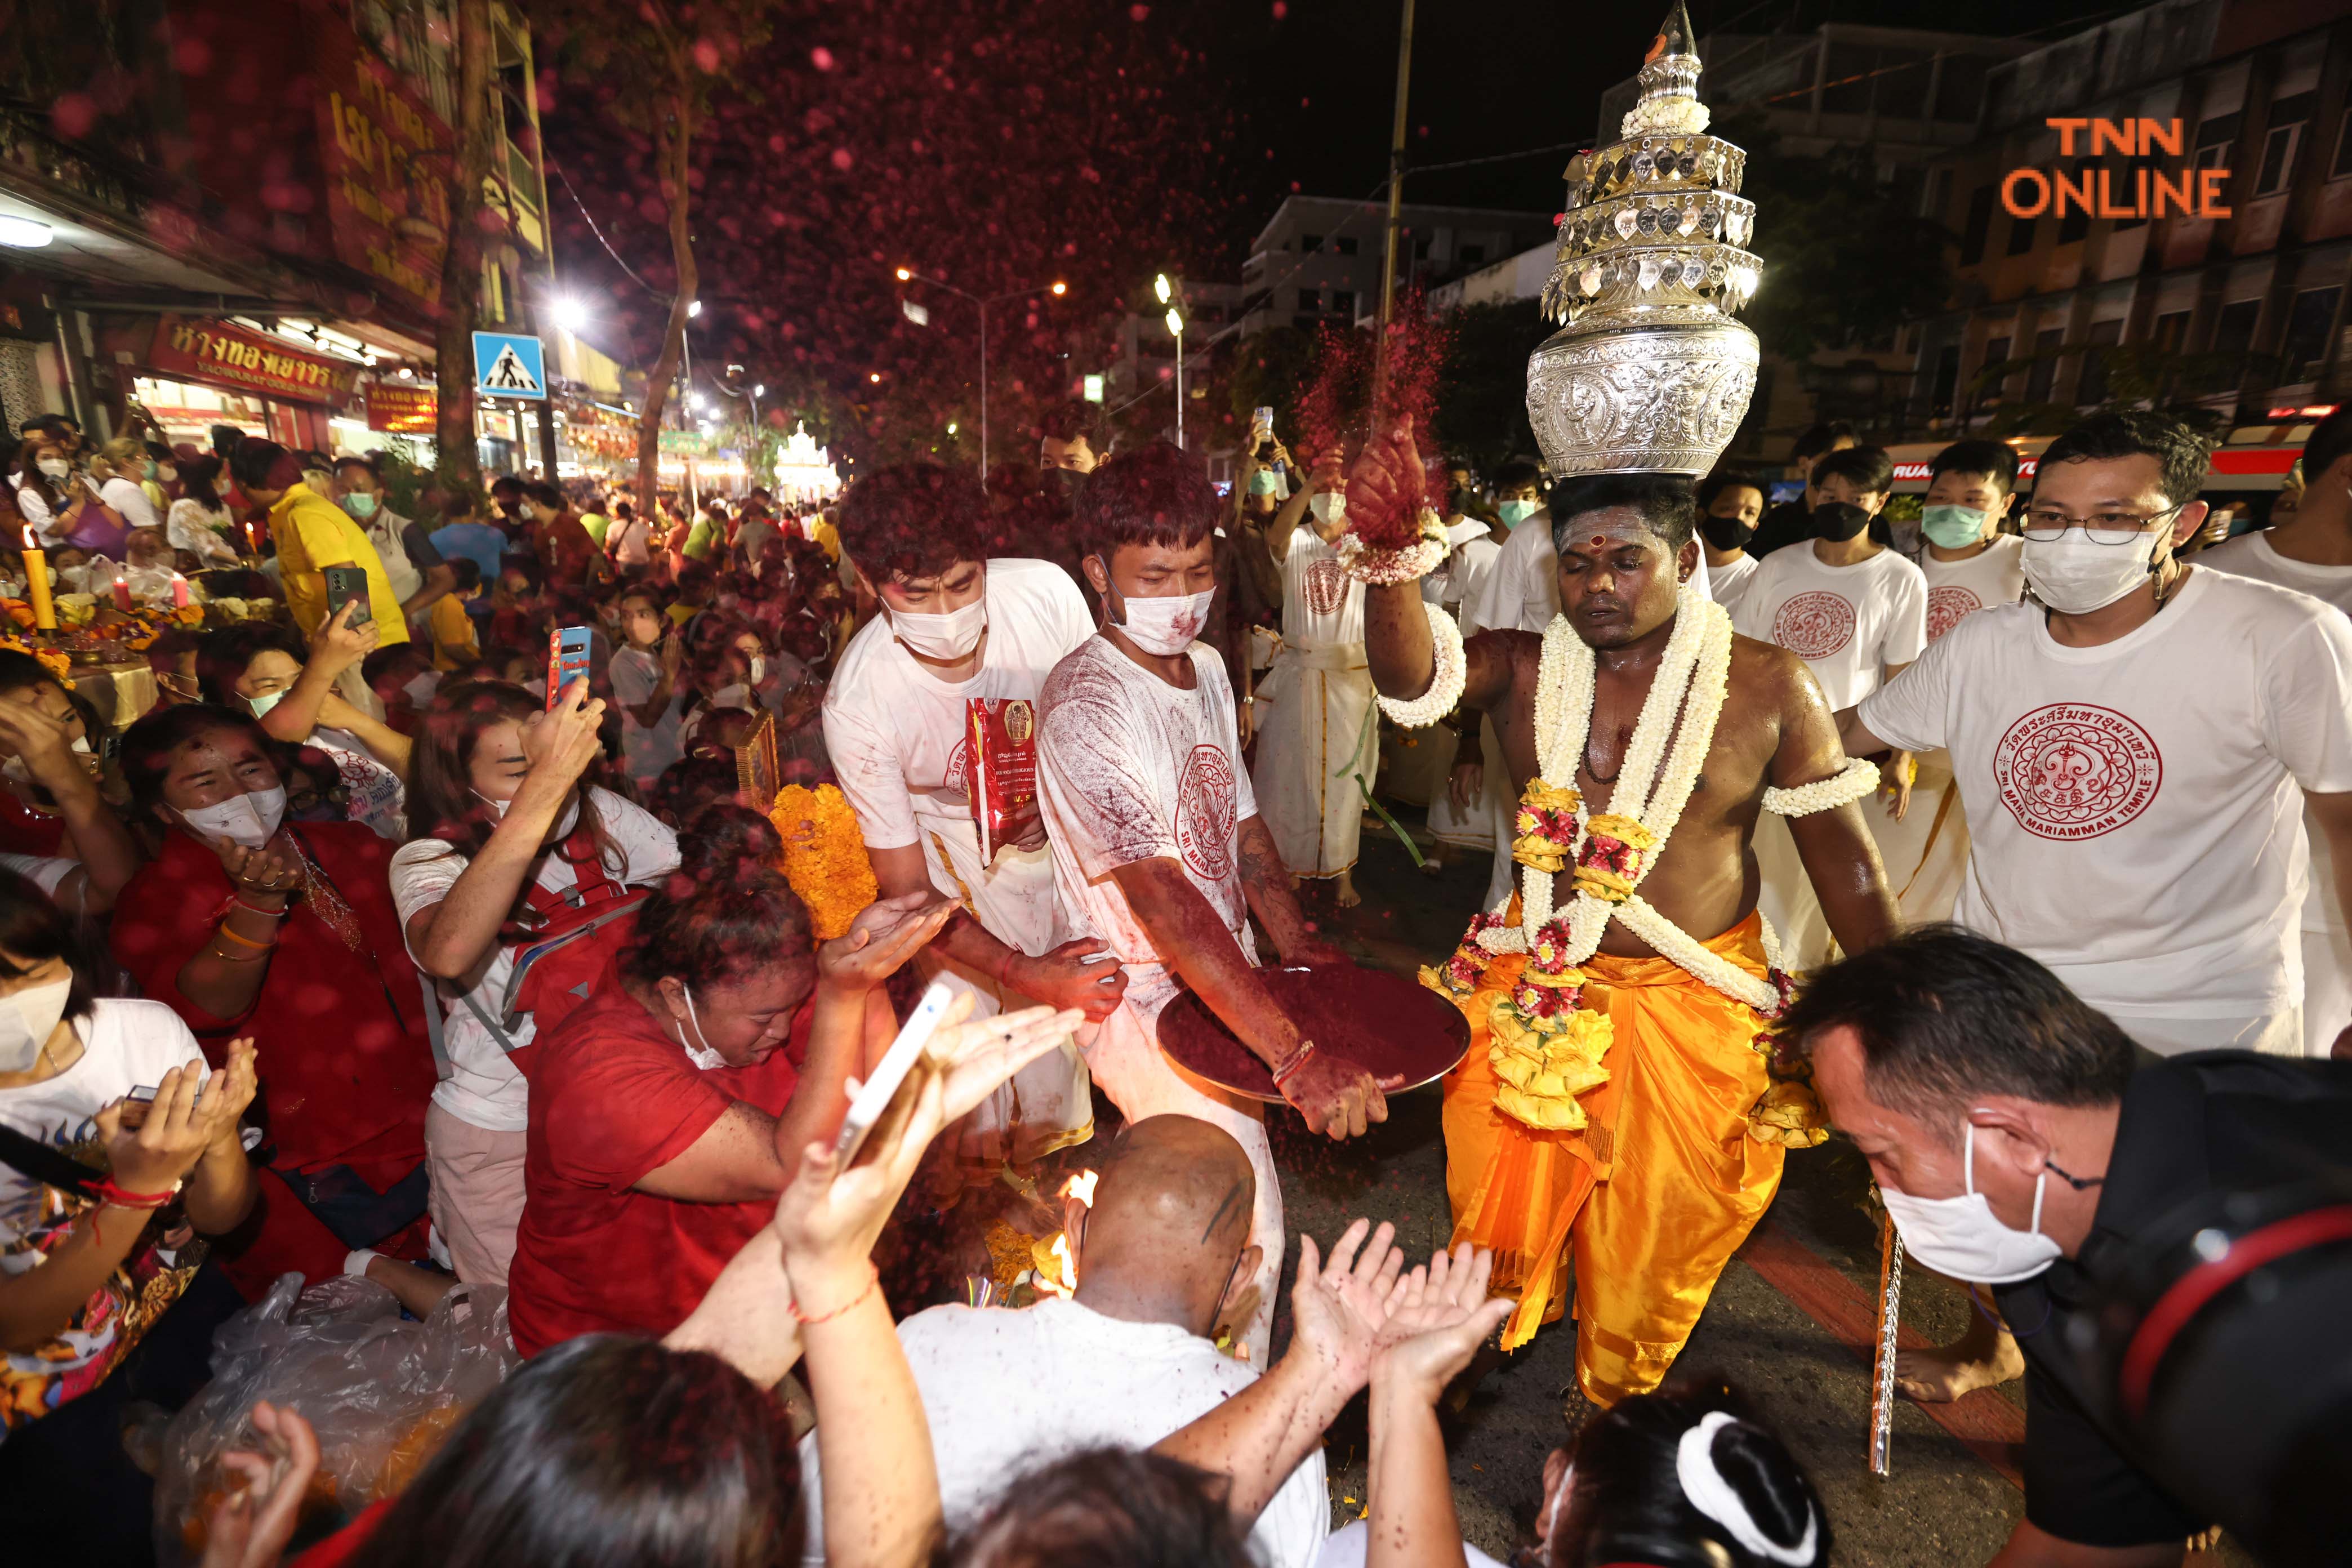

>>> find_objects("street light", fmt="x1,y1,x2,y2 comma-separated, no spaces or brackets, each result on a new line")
687,299,702,318
550,296,587,332
893,265,1072,482
1158,274,1190,451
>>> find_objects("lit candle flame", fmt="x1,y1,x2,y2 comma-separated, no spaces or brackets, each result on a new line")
1047,1233,1076,1294
1061,1169,1099,1208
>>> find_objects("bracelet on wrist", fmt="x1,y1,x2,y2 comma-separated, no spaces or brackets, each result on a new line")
1271,1038,1317,1088
215,922,275,951
94,1177,177,1210
230,894,288,918
789,1264,880,1325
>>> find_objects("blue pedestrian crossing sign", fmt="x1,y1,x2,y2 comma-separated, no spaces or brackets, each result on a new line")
473,332,546,399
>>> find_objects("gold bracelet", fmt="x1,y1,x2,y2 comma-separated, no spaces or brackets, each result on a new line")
215,922,275,950
207,943,269,963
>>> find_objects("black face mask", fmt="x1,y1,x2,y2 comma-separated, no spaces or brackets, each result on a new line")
1049,467,1088,506
1699,511,1757,552
1811,500,1873,542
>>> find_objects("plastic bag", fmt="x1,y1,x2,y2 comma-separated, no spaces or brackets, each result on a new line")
154,1272,518,1563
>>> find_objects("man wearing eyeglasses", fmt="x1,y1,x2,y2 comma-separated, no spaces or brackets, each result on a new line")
1837,410,2352,1063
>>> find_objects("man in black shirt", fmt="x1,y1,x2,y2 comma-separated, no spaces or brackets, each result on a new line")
1783,926,2352,1567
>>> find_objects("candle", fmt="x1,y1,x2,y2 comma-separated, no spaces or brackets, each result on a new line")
20,528,51,631
170,572,190,609
112,573,132,613
244,520,257,556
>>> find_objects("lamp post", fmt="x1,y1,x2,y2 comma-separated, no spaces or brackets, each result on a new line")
1155,274,1188,450
893,268,1067,482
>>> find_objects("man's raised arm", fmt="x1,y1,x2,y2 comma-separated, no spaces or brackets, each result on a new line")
1350,422,1514,710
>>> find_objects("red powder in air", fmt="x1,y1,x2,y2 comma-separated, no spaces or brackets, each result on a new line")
1288,292,1450,550
810,46,836,71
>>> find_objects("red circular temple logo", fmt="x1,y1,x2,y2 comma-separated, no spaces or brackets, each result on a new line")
943,735,971,798
1175,743,1237,880
1993,703,2162,841
1770,591,1855,658
1926,585,1983,643
1302,557,1349,618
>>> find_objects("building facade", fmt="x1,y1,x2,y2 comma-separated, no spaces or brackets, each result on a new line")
1904,0,2352,436
1240,195,1556,336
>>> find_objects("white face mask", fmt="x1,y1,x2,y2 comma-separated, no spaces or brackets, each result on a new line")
1309,491,1346,525
1878,1123,2063,1285
674,981,725,1070
473,788,582,840
2021,525,2166,614
710,683,752,711
36,458,70,481
1,733,91,785
746,654,766,685
888,596,988,661
402,670,441,708
0,974,70,1073
246,688,285,720
1108,585,1215,657
179,786,287,850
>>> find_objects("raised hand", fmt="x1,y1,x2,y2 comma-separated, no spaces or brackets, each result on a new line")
310,599,378,678
924,999,1084,1123
1346,417,1431,541
1288,1218,1406,1394
520,678,607,789
0,694,88,790
199,1400,322,1568
772,1050,951,1298
817,890,956,992
1372,1243,1515,1406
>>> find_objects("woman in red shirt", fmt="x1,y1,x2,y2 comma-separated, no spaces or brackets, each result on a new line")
505,804,954,1355
109,704,439,1294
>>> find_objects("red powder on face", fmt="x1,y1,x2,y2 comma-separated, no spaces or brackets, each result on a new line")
1159,966,1469,1102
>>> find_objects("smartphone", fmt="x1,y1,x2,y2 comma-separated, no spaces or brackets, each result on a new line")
547,625,593,711
833,978,958,1163
322,565,372,627
123,1080,200,1130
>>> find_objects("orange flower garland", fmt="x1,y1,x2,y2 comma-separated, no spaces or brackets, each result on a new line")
768,783,879,940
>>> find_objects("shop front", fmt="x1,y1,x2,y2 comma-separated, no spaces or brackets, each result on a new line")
104,314,362,454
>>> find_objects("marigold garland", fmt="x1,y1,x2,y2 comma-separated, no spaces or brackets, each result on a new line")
768,783,879,940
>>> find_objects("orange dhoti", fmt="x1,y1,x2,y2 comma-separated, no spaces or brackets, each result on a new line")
1441,910,1783,1406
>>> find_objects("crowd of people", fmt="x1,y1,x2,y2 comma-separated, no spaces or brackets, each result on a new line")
0,377,2345,1568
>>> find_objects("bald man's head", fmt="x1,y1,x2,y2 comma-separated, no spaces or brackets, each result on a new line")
1066,1116,1258,1338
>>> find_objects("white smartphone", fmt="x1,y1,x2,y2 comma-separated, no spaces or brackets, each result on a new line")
833,978,958,1162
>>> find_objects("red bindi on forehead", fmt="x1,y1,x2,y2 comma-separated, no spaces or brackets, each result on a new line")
1589,536,1607,548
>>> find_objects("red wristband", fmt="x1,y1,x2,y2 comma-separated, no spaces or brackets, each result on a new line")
94,1178,175,1210
1271,1039,1317,1088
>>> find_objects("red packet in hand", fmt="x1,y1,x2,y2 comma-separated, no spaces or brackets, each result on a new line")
968,697,1039,862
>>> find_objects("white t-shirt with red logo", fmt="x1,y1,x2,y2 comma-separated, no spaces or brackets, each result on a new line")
1036,636,1260,1020
1918,533,2026,643
1734,544,1928,710
1280,527,1365,651
824,558,1094,850
1859,567,2352,1019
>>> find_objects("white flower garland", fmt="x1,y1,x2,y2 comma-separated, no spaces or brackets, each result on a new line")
1337,507,1450,586
1762,756,1879,816
1375,599,1467,729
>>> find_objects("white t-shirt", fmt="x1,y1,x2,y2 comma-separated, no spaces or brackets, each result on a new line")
607,514,653,566
1859,568,2352,1018
389,787,680,1130
1467,509,1712,635
608,645,684,785
1919,533,2026,643
15,486,60,545
0,853,76,901
825,559,1094,852
794,1297,1328,1568
1037,636,1260,1018
1280,526,1365,649
1708,551,1759,618
1,1000,206,1263
1427,523,1502,623
1734,544,1928,710
2198,529,2352,935
100,476,160,533
308,725,405,839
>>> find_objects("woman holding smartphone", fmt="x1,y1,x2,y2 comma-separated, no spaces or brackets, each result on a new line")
393,678,679,1285
196,608,411,839
0,869,259,1552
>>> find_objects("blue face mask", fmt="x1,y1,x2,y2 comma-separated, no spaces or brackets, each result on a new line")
1499,497,1540,528
1248,470,1279,497
344,493,379,519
